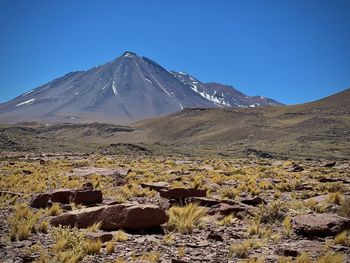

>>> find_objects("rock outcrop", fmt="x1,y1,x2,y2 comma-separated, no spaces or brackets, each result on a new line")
50,203,168,231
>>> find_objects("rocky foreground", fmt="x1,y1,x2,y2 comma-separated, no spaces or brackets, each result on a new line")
0,153,349,262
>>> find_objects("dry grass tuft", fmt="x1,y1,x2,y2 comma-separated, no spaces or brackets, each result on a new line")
84,239,101,255
166,203,206,234
8,203,41,241
106,240,115,253
334,231,350,246
338,196,350,218
317,252,344,263
114,230,128,242
47,203,62,216
283,216,292,237
295,253,311,263
86,221,101,232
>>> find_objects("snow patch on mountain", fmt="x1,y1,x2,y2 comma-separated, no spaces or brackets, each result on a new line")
16,98,35,106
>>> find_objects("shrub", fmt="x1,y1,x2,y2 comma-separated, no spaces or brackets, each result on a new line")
221,188,238,199
327,192,343,205
84,239,101,255
177,246,185,257
139,251,161,262
260,201,288,224
192,176,203,189
166,203,206,234
278,257,292,263
106,241,115,253
229,240,251,258
218,214,234,226
338,196,350,218
51,225,86,262
317,252,344,263
334,231,350,246
8,203,40,241
295,253,311,263
229,239,262,259
248,219,260,236
86,221,101,232
47,203,62,216
114,230,128,242
38,220,49,233
163,234,173,246
283,216,292,237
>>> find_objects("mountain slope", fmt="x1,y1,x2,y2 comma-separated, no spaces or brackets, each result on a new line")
0,89,348,159
0,51,280,124
135,88,350,159
171,71,281,108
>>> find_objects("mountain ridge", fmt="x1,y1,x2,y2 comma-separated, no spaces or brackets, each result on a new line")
0,51,281,124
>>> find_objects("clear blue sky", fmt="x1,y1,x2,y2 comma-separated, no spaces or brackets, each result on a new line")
1,0,349,104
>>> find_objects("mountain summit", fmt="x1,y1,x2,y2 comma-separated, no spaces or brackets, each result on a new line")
0,52,281,124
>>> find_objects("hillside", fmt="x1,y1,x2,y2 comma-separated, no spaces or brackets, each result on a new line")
136,88,350,159
0,89,348,160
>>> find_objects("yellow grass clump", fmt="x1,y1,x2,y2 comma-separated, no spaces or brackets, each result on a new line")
166,203,206,234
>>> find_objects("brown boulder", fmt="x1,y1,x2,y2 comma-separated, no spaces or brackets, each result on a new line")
51,189,74,204
141,182,170,191
30,193,51,208
323,161,336,168
31,187,103,208
73,190,102,205
240,196,266,206
85,232,113,243
208,202,251,217
185,197,221,207
293,213,350,237
50,203,168,230
159,188,206,200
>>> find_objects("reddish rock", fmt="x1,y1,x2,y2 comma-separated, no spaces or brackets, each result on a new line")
85,232,113,243
30,193,51,208
207,232,224,242
293,213,350,237
51,189,74,204
159,188,207,199
289,164,304,172
50,203,168,230
208,202,251,216
73,190,102,205
185,197,221,207
240,196,266,206
141,182,170,191
323,161,336,168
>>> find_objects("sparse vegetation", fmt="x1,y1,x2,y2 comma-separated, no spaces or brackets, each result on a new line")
8,203,41,241
338,196,350,218
1,155,349,262
114,230,128,242
283,216,292,237
166,203,206,233
317,252,344,263
106,240,115,253
229,239,262,258
47,203,63,216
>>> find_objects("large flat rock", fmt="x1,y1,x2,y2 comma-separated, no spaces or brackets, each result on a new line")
50,203,168,230
293,213,350,237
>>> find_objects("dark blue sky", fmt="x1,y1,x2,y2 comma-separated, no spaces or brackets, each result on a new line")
1,0,349,104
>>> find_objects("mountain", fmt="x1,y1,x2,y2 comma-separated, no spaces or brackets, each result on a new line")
171,71,280,108
0,51,281,124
